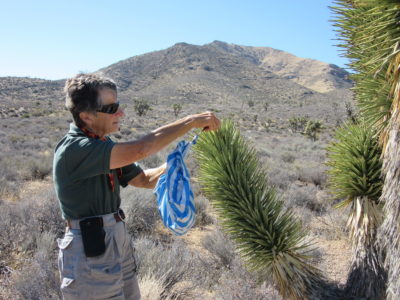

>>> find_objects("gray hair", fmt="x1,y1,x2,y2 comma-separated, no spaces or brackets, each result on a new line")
64,73,117,127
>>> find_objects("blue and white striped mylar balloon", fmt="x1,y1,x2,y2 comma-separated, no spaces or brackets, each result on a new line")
154,135,198,235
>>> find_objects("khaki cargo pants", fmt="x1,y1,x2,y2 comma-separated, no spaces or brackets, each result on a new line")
57,212,141,300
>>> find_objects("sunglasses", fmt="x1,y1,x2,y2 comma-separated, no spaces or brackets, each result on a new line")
96,102,120,114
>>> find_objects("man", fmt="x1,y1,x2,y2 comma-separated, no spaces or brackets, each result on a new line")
53,73,220,300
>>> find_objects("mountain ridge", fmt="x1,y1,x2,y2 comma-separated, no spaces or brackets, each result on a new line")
0,41,351,98
0,41,352,124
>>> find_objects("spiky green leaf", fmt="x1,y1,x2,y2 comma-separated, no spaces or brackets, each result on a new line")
194,120,325,300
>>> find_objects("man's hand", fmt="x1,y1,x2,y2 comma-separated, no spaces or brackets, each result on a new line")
190,111,221,132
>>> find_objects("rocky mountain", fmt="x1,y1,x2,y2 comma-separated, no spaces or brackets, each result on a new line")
207,41,351,93
99,41,351,95
94,41,352,126
0,40,352,106
0,41,353,126
0,41,354,159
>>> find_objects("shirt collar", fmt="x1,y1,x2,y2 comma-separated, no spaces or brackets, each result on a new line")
68,123,106,141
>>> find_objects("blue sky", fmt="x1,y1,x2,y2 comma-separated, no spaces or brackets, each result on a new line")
0,0,347,80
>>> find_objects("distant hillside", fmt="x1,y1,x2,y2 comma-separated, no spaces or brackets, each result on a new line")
100,41,351,97
207,41,351,93
0,41,353,125
0,39,355,174
95,41,352,126
0,41,354,150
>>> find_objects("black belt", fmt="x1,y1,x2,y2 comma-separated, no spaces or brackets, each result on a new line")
66,209,126,229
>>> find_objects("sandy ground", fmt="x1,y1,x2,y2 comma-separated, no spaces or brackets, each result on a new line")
311,225,352,285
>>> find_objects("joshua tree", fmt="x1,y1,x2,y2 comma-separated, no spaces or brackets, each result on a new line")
194,120,339,300
303,120,324,141
333,1,400,298
327,121,386,299
172,103,182,117
133,99,152,116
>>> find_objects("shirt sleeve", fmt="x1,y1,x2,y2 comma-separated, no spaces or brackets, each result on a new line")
119,163,144,187
65,137,115,180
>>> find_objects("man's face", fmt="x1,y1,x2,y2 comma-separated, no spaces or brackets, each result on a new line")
89,88,124,136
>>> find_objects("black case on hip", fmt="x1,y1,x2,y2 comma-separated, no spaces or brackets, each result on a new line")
79,217,106,257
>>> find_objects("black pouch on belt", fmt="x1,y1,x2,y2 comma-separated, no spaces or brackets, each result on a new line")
79,217,106,257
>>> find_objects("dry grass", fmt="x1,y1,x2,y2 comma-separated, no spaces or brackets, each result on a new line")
0,169,353,300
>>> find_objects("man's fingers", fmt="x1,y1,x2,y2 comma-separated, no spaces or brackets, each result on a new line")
195,111,220,132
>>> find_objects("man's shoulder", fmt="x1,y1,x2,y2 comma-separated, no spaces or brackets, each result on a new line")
54,133,89,156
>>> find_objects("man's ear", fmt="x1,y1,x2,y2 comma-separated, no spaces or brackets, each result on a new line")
79,111,95,126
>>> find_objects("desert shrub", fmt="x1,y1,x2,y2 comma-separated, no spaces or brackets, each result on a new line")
172,103,182,117
266,164,297,191
134,237,196,298
202,229,236,268
296,163,327,187
303,120,324,141
139,273,165,300
0,156,19,181
214,258,283,300
0,177,18,201
26,157,52,180
5,243,60,300
0,219,60,300
121,188,159,237
34,188,65,236
281,152,295,163
288,117,324,140
291,206,315,227
0,186,64,262
345,101,358,123
35,231,57,258
289,116,309,133
194,195,214,227
134,99,152,116
284,184,327,213
0,201,44,257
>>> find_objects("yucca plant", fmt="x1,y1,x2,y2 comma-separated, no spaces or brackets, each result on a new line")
326,121,385,299
194,120,338,300
331,1,398,133
332,1,400,298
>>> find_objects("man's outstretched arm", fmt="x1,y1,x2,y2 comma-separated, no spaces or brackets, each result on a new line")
110,111,220,169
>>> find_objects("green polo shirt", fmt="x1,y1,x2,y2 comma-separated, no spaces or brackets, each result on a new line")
53,123,143,220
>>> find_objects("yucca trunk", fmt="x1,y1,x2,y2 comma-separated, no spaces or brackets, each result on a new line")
332,1,400,298
376,10,400,300
194,120,341,300
326,121,386,299
344,197,386,300
378,122,400,299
